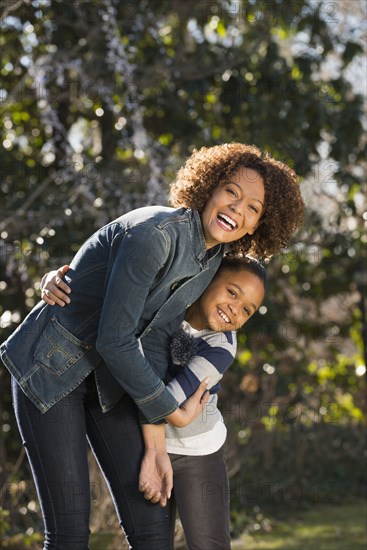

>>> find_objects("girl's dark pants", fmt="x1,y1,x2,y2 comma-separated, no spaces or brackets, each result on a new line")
12,375,230,550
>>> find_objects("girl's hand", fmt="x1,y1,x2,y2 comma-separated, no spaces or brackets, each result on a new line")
41,265,71,307
165,378,210,428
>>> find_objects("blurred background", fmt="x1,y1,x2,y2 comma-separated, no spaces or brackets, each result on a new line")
0,1,366,548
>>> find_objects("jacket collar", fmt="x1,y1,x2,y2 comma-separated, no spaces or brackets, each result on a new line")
190,209,207,261
189,209,223,262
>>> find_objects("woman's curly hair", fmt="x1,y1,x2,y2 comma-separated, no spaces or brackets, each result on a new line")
169,143,304,260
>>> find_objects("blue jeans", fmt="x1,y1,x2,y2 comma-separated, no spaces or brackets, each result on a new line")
12,375,173,549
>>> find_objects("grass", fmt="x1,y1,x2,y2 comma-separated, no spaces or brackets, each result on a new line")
87,499,367,549
2,499,364,549
232,499,367,550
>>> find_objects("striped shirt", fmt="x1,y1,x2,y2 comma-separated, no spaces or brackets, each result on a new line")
165,320,237,455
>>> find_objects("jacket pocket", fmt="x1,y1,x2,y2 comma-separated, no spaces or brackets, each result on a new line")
33,316,93,376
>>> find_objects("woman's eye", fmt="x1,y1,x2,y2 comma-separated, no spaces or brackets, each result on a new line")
228,289,236,298
249,205,259,213
226,188,237,197
243,307,251,316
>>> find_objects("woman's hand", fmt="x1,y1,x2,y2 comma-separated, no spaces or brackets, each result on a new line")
165,378,210,428
139,424,172,507
41,265,71,306
139,449,173,507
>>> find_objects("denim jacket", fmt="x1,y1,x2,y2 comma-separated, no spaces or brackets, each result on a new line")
0,206,223,422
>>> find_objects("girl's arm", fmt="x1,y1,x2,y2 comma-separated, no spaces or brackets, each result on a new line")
167,331,237,405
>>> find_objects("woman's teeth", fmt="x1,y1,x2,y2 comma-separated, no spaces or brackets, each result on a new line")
217,213,237,230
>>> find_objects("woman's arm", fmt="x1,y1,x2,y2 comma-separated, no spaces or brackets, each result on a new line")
139,424,172,507
40,271,211,428
40,225,178,421
93,224,186,422
96,224,182,423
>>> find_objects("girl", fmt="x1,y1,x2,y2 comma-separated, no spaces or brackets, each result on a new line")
156,255,266,549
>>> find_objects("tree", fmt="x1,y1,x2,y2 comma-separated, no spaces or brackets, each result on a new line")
0,0,365,542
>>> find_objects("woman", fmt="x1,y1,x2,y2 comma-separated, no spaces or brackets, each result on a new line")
1,144,304,549
44,255,267,549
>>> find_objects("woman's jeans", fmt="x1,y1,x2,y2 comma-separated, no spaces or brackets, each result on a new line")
12,375,173,550
12,375,231,549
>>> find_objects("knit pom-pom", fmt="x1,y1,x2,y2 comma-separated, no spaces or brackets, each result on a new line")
170,331,199,365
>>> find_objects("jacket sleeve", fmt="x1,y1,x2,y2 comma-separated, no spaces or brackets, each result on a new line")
166,332,236,406
96,223,179,422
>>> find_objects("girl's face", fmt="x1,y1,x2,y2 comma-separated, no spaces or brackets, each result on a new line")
186,268,265,332
201,168,265,249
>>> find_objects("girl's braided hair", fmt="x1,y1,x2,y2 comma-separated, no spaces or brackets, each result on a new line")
217,254,267,292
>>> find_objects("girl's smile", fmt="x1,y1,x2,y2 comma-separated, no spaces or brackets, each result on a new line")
185,268,265,332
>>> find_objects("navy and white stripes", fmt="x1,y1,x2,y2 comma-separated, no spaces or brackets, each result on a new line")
166,323,237,406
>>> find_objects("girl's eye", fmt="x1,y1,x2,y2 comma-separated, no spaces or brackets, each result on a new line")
226,188,237,197
243,307,251,316
228,289,236,298
249,205,259,214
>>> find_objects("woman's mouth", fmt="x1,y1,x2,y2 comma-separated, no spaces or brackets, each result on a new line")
217,213,237,231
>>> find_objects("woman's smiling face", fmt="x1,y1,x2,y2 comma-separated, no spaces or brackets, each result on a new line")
201,167,265,249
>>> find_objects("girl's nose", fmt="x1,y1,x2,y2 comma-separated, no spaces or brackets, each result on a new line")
228,303,238,316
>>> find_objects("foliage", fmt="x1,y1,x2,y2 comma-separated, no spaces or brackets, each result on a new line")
0,0,365,541
0,505,42,549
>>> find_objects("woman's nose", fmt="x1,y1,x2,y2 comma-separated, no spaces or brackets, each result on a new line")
230,199,245,216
